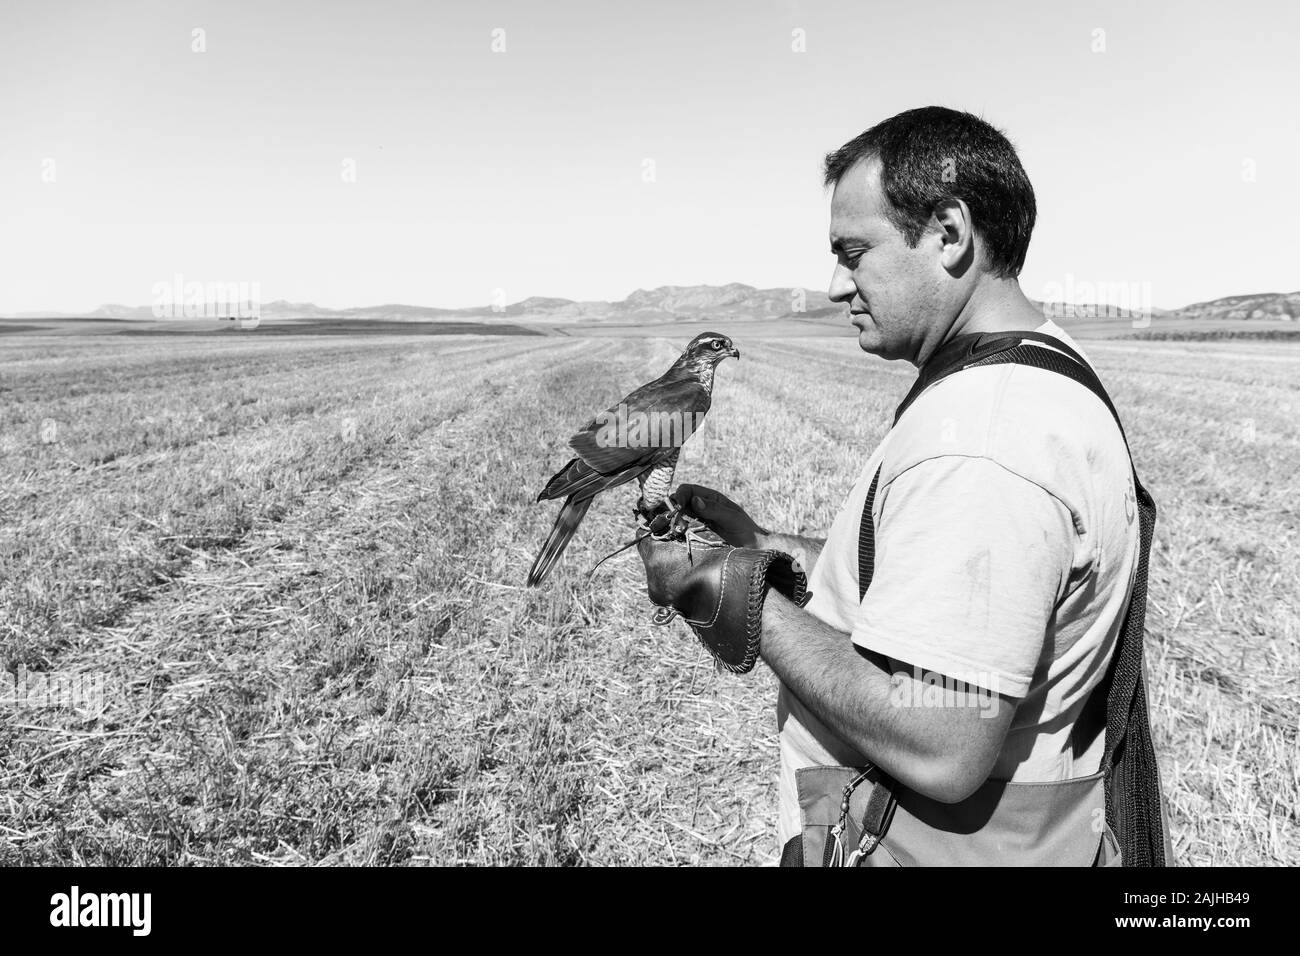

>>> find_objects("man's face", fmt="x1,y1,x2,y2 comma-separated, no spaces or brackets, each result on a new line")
827,158,946,363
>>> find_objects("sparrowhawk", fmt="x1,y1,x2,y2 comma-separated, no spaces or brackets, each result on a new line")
526,331,740,587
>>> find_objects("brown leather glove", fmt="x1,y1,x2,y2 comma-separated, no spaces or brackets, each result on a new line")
638,530,812,673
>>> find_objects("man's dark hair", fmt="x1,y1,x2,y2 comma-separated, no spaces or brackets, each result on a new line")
823,106,1036,278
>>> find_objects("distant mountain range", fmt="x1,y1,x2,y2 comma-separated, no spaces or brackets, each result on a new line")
1170,291,1300,321
6,285,1297,324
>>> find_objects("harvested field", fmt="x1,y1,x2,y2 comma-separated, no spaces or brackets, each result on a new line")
1,332,1296,865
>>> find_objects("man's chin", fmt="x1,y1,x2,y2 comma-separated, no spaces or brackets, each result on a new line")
856,328,906,362
856,326,884,356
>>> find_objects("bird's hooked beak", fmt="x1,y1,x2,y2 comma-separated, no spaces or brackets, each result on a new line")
728,345,741,360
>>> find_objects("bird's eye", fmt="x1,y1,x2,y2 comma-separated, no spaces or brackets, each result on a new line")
711,340,722,350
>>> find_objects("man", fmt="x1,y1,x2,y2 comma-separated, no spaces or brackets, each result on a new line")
640,106,1163,864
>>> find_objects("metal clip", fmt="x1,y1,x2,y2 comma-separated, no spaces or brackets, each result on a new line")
650,605,679,626
844,829,883,868
833,767,878,868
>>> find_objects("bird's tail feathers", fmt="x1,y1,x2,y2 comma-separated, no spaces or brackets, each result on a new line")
526,494,595,587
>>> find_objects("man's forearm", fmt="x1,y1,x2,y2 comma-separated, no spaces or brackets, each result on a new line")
759,591,934,790
760,533,825,576
759,591,1010,803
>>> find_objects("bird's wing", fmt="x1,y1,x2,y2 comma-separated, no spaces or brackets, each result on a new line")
567,376,711,474
536,455,644,503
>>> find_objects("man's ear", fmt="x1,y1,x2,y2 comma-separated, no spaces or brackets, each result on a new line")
932,198,976,276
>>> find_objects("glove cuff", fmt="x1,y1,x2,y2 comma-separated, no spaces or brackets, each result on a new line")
688,548,811,674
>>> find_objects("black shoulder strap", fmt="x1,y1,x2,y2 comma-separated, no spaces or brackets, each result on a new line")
856,330,1169,866
892,330,1095,429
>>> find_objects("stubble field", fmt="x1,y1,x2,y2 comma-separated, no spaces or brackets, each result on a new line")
1,331,1296,865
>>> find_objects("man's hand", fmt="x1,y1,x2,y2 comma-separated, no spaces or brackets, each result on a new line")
672,483,770,549
637,531,726,621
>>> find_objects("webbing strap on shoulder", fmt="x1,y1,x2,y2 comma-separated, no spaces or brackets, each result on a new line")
854,469,881,604
856,330,1169,866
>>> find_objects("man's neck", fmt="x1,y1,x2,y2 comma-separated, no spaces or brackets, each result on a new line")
917,277,1047,366
951,276,1046,337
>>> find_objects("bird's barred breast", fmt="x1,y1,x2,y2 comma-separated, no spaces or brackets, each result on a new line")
639,455,679,510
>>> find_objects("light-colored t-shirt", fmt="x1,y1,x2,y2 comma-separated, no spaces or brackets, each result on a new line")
777,320,1140,844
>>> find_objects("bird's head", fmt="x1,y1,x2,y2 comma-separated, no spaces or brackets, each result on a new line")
683,331,741,367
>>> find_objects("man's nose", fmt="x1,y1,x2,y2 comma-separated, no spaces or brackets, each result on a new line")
827,263,857,304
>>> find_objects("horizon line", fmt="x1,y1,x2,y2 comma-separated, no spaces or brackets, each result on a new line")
5,280,1297,319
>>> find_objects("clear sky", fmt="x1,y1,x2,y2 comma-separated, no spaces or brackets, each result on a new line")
1,0,1295,313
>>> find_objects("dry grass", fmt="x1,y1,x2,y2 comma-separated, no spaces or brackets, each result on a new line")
0,332,1295,865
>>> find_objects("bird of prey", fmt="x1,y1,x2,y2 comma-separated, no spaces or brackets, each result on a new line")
526,331,740,587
